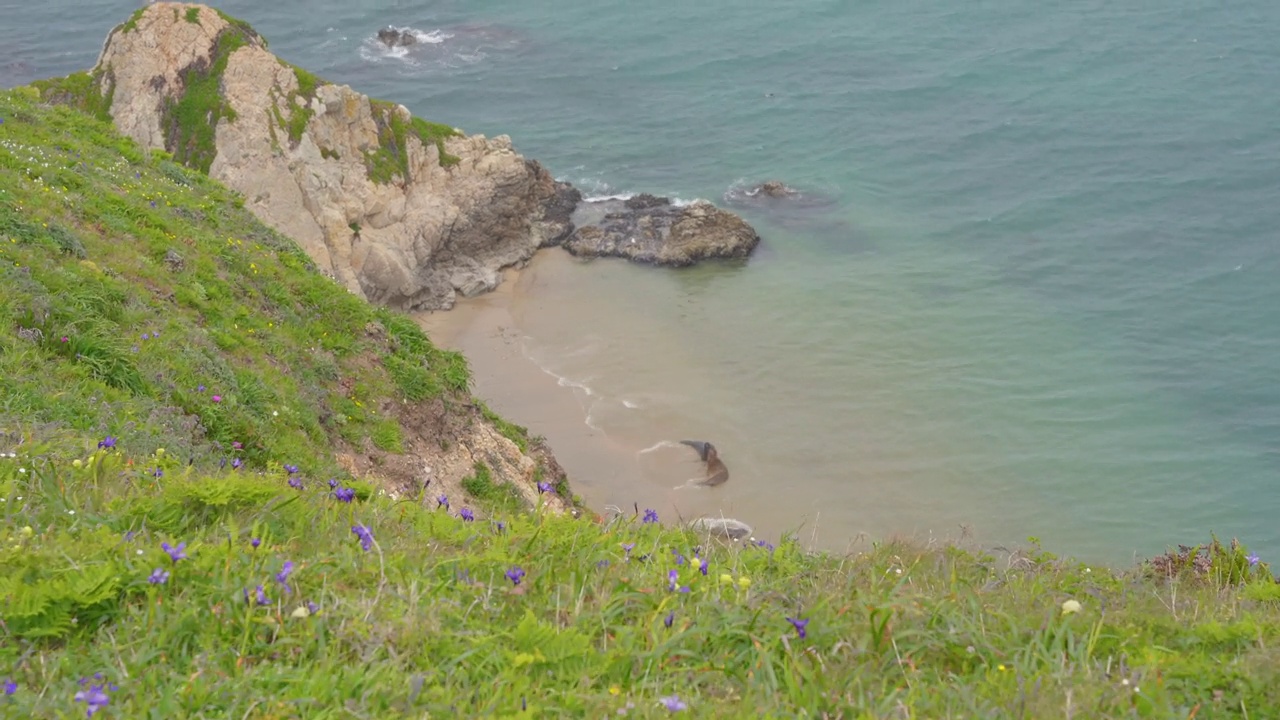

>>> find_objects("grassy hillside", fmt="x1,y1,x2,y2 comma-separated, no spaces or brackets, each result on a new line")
4,78,1280,718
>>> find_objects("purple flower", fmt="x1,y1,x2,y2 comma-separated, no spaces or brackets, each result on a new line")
284,464,299,474
2,678,14,695
351,524,374,551
276,560,294,593
152,330,159,338
673,550,686,565
786,616,809,640
659,695,687,712
1248,553,1261,567
306,600,320,614
459,508,475,522
668,569,679,592
232,441,242,450
643,509,659,524
505,567,526,586
74,679,113,717
231,458,242,470
149,201,156,208
141,333,150,341
664,611,674,628
211,395,222,403
333,487,355,503
596,559,610,569
288,477,304,490
97,436,116,450
537,481,552,494
328,478,339,489
152,467,163,478
247,585,270,606
161,541,188,562
251,538,261,549
148,568,170,585
437,494,449,509
698,557,708,576
622,543,635,556
494,521,506,533
197,384,206,392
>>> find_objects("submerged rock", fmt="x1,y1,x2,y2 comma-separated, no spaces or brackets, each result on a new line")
560,194,760,266
751,180,798,199
688,517,754,541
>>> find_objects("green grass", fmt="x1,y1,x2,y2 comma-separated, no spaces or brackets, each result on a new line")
160,24,255,172
184,7,201,24
0,87,477,483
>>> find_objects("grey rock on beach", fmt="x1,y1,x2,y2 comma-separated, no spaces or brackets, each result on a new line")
561,194,760,267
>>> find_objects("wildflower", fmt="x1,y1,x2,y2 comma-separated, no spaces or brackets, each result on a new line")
622,543,635,556
505,566,526,586
283,464,298,474
152,467,163,478
459,508,475,522
74,679,113,717
437,494,449,509
673,550,686,565
250,585,270,606
1248,552,1261,567
290,605,311,619
288,477,304,490
719,574,734,585
351,524,374,551
61,336,68,342
211,395,222,403
689,556,700,570
276,560,294,592
333,487,355,503
148,568,170,585
494,521,506,533
232,441,242,450
197,384,206,392
251,538,261,549
161,541,188,562
1061,599,1083,615
306,600,320,614
664,611,674,628
643,509,659,524
141,333,149,341
668,569,678,591
738,576,751,590
537,481,552,494
231,458,242,470
2,678,13,695
597,559,610,569
328,479,339,489
658,695,687,712
97,436,116,450
786,616,810,639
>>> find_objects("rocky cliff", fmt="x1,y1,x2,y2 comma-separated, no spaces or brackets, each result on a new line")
72,3,759,312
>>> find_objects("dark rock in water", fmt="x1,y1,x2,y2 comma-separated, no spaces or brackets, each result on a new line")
562,195,760,267
752,180,797,199
377,27,417,48
535,176,583,249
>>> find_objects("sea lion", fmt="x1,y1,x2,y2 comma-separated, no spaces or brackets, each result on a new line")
680,440,729,486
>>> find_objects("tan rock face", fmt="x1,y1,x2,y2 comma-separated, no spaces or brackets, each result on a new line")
94,2,576,310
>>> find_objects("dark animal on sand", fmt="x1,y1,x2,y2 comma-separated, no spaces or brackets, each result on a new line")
680,440,729,486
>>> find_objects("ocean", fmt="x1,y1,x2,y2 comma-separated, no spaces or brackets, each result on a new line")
4,1,1278,564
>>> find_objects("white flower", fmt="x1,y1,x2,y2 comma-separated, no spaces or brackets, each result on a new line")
1061,599,1082,615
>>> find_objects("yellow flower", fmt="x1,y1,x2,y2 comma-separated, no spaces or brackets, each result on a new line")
72,459,83,468
20,526,33,538
997,664,1007,672
608,686,621,696
1061,599,1082,615
738,577,751,590
290,605,311,619
719,574,734,585
690,557,702,570
155,448,165,457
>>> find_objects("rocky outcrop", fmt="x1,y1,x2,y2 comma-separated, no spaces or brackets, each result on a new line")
561,194,760,266
91,2,575,310
689,517,754,541
83,3,758,311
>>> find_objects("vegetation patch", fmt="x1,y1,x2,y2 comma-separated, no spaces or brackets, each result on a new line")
184,7,201,24
460,461,527,513
117,7,146,34
159,24,255,173
30,71,115,124
478,400,529,453
364,100,462,184
273,62,323,147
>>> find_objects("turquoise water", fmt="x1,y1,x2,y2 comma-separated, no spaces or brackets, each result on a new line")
4,2,1278,563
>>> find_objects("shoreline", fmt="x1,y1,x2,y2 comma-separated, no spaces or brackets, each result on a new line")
415,250,765,537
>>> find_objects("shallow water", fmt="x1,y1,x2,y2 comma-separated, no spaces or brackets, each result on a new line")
6,0,1280,563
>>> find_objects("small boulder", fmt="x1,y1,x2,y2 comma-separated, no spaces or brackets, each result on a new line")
376,27,417,48
689,517,754,541
562,196,760,267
